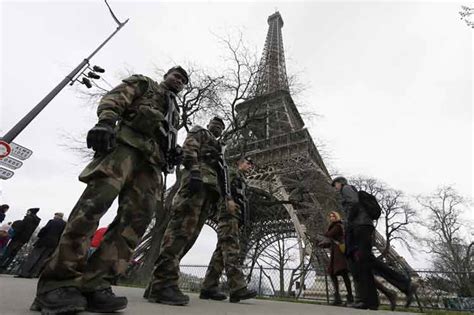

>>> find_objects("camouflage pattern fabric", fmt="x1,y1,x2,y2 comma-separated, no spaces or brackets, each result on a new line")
201,199,246,293
37,144,163,294
99,74,179,166
37,74,175,295
148,170,220,292
148,127,222,292
201,168,248,293
181,125,221,186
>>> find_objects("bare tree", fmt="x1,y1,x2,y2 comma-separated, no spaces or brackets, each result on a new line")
459,6,474,28
417,186,473,297
350,176,417,257
257,237,300,297
287,255,314,298
211,31,263,143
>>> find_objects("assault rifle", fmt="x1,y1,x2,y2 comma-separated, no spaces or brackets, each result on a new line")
216,142,232,200
161,91,181,174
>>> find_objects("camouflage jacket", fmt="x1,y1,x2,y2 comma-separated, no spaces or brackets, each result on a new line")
229,168,247,209
97,74,179,166
182,125,222,187
230,167,249,224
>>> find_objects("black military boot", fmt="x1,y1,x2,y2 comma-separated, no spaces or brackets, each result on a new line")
35,287,87,314
229,287,257,303
83,287,128,312
199,288,227,301
148,286,190,306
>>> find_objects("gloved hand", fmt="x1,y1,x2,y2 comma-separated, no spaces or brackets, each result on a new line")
86,120,116,153
168,145,183,166
189,170,203,194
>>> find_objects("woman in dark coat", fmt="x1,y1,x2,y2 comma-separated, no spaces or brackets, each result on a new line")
320,211,353,305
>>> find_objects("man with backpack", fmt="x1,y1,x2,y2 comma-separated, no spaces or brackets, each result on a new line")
332,176,378,310
332,177,417,310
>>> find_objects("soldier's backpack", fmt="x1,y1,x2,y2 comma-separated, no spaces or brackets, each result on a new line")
358,190,382,220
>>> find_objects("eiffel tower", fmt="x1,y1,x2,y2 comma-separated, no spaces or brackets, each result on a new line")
226,11,414,274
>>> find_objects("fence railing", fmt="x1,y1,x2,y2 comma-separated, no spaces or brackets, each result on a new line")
177,264,474,313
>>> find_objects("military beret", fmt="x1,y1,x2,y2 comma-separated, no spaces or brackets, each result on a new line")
210,116,225,128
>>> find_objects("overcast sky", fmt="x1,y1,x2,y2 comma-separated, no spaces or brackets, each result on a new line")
0,1,472,269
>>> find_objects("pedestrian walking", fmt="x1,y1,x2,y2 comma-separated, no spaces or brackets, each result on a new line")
332,177,378,310
147,117,230,306
0,223,11,254
17,212,66,278
32,66,188,315
200,156,257,303
318,211,353,306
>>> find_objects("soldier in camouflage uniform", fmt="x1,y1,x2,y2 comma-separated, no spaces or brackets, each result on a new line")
200,156,257,303
146,116,227,305
32,66,188,315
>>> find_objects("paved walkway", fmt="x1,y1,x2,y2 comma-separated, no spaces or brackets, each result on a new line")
0,275,418,315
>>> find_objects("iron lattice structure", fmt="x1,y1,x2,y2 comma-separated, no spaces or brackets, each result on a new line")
131,11,414,284
226,11,414,275
255,12,289,96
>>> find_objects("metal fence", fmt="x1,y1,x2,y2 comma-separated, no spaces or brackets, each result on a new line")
178,264,474,313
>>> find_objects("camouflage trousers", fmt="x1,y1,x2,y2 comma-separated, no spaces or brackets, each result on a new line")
201,202,247,293
148,172,220,292
37,144,163,294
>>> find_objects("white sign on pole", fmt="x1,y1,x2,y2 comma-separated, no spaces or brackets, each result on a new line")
9,142,33,160
0,167,14,180
0,156,23,170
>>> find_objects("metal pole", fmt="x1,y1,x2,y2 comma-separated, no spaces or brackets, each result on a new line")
258,266,263,296
1,19,129,143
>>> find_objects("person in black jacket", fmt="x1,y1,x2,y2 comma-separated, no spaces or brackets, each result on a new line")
332,177,378,310
332,177,418,310
0,208,41,272
17,212,66,278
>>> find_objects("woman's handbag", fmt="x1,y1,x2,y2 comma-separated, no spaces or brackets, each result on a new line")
333,239,346,254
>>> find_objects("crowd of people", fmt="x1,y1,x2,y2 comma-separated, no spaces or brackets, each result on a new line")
0,66,417,314
0,205,110,280
0,207,66,277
